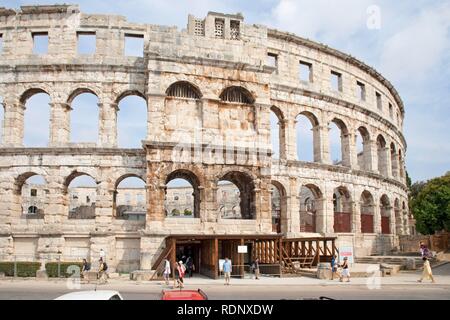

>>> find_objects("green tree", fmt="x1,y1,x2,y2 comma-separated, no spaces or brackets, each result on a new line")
411,172,450,234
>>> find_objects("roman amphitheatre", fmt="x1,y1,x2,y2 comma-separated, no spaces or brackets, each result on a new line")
0,5,412,276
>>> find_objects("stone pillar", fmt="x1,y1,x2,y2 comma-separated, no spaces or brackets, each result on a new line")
147,94,166,143
391,150,399,179
146,167,165,224
384,146,392,178
2,100,24,146
341,130,358,168
44,182,66,225
0,177,15,234
374,202,382,234
278,119,287,160
287,177,300,235
94,181,113,228
318,125,331,164
98,101,118,148
368,139,378,173
315,198,332,234
362,139,374,171
285,118,297,161
49,102,71,146
353,200,362,234
389,206,396,236
312,125,328,163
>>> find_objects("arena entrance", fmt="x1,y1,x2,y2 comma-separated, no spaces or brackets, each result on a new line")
152,235,283,279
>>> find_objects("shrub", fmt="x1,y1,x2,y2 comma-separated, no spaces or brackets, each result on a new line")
0,261,41,277
45,262,84,278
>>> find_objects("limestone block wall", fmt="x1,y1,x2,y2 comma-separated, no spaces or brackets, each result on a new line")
0,5,410,271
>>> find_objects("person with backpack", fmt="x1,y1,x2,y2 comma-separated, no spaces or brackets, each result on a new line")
81,258,91,279
251,258,260,280
98,258,108,284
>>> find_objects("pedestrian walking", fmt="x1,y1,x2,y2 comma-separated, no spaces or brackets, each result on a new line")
223,257,232,285
251,258,260,280
331,255,338,280
98,258,108,284
163,259,171,285
174,261,186,288
418,257,436,283
186,256,194,278
339,257,350,282
81,258,91,279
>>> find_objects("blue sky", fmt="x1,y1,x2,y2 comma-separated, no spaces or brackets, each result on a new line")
3,0,450,183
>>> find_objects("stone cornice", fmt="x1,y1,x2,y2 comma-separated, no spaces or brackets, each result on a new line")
270,83,407,149
277,159,408,191
0,147,146,156
267,28,405,116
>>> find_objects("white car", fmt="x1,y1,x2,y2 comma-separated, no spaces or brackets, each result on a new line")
55,290,123,300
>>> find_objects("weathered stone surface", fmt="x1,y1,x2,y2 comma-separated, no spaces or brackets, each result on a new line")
0,6,411,272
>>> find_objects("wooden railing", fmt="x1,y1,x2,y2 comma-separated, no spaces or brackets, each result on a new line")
252,237,338,274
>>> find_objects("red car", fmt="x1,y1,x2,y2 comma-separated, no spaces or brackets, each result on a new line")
161,289,208,300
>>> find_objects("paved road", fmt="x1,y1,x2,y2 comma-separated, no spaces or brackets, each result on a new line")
0,282,449,300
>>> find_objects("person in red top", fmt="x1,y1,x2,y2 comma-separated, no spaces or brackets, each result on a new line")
174,261,186,288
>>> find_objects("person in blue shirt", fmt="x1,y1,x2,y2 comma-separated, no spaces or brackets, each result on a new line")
331,255,338,280
223,257,232,285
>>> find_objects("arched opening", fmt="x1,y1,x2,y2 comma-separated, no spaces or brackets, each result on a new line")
380,195,391,234
67,174,97,219
19,174,46,218
390,143,399,178
296,112,318,162
360,191,374,233
165,170,200,218
69,90,99,143
356,126,370,170
218,181,241,219
114,176,146,221
333,186,352,233
329,118,349,166
22,90,51,147
377,135,388,176
218,171,255,219
271,182,286,233
117,94,147,148
299,185,322,233
220,86,254,104
166,81,202,99
270,107,285,159
0,96,4,143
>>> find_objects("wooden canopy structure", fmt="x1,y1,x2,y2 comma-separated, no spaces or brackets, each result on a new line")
151,234,338,279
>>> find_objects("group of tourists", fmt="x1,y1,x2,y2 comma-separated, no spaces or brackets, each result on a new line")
163,256,194,288
80,248,108,284
330,255,351,282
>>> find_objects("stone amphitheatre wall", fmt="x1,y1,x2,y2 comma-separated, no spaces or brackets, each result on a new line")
0,5,411,271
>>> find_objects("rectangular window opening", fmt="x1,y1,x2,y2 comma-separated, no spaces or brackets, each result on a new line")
356,81,366,101
330,70,342,92
267,53,278,71
230,20,240,40
77,31,96,55
299,61,312,82
215,18,225,39
0,34,3,53
32,32,48,55
31,189,37,197
124,34,144,57
376,92,382,110
389,103,393,118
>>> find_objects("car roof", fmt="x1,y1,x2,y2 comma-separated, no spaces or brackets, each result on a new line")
162,290,207,300
55,290,121,300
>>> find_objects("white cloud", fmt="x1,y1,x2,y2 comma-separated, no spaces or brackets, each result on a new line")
379,2,450,86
